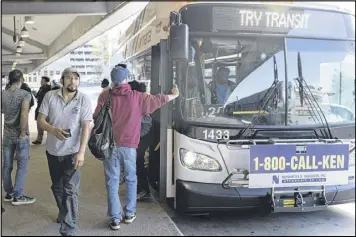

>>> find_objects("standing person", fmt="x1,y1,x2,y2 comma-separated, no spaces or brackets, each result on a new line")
209,66,236,104
101,78,110,92
98,78,110,99
32,76,52,144
1,69,36,205
37,68,92,236
128,80,152,200
94,64,179,230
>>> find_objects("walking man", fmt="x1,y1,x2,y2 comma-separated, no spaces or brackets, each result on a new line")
33,76,52,144
38,68,92,236
94,64,179,230
1,69,36,205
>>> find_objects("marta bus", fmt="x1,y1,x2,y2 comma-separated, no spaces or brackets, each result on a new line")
115,1,355,214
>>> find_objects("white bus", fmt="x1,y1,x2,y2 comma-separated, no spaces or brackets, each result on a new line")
116,1,355,214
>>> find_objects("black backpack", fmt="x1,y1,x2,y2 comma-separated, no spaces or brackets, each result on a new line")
88,89,116,160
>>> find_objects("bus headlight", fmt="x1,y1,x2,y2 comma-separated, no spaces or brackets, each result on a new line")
179,148,222,172
349,149,355,167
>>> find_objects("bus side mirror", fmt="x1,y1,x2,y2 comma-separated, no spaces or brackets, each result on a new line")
169,23,189,62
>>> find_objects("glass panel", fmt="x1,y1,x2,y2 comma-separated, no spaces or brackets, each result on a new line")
181,37,286,126
286,38,355,125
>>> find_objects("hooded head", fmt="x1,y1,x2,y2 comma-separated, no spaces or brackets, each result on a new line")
111,64,129,85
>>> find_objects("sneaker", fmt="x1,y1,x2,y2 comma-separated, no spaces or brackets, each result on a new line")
109,220,120,230
32,140,42,145
11,195,36,206
4,193,14,202
137,190,150,200
124,214,136,224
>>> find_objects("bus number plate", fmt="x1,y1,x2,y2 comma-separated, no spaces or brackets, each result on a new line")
203,129,230,140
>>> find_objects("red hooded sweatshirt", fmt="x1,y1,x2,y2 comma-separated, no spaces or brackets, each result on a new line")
94,84,169,148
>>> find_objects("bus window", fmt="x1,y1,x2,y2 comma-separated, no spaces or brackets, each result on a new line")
182,37,286,126
129,51,152,93
286,39,355,125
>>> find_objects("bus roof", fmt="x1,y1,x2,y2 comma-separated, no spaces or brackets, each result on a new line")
186,2,353,14
117,1,354,61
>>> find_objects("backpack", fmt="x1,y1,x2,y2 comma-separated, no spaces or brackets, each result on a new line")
88,89,116,161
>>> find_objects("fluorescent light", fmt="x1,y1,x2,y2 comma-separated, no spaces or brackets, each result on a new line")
19,37,25,47
21,26,29,38
16,46,22,53
25,16,35,24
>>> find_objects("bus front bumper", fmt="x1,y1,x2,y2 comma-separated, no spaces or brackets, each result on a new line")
175,178,355,214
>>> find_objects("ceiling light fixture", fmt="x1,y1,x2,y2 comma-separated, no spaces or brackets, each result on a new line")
16,46,22,53
25,16,35,24
21,26,29,38
19,37,25,47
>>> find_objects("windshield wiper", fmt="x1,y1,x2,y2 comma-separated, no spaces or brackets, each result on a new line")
294,52,333,139
236,55,280,139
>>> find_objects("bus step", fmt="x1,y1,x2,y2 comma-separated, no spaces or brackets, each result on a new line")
271,186,328,213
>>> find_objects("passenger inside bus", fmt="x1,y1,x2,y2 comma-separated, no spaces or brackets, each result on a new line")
209,66,237,105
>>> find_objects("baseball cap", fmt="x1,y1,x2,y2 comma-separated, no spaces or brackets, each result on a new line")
111,64,129,84
61,67,80,78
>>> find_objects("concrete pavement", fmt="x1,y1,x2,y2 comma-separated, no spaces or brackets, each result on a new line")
1,109,182,236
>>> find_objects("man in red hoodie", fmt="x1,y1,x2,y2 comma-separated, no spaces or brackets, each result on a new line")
94,64,179,230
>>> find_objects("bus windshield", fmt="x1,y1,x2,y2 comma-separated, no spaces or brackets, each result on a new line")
286,39,355,125
181,37,355,126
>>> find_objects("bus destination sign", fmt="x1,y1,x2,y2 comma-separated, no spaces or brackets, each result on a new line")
239,10,310,29
212,7,311,34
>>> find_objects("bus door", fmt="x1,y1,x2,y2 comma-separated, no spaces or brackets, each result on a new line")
149,40,174,202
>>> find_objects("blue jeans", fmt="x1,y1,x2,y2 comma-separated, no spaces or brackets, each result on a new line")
2,137,30,198
103,147,137,222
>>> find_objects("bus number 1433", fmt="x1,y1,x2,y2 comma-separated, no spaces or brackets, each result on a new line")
203,129,230,140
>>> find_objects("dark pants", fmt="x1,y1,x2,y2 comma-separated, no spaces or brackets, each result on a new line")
137,133,151,193
46,151,80,236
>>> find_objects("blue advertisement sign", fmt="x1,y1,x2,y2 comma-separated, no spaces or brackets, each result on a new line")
248,144,350,188
250,144,349,174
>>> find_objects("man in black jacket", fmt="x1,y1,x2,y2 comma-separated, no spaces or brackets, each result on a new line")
33,76,52,144
20,82,35,110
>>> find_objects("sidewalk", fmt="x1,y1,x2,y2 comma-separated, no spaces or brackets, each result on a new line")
1,110,182,236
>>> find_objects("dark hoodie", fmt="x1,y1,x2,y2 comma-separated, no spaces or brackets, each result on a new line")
94,83,169,148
